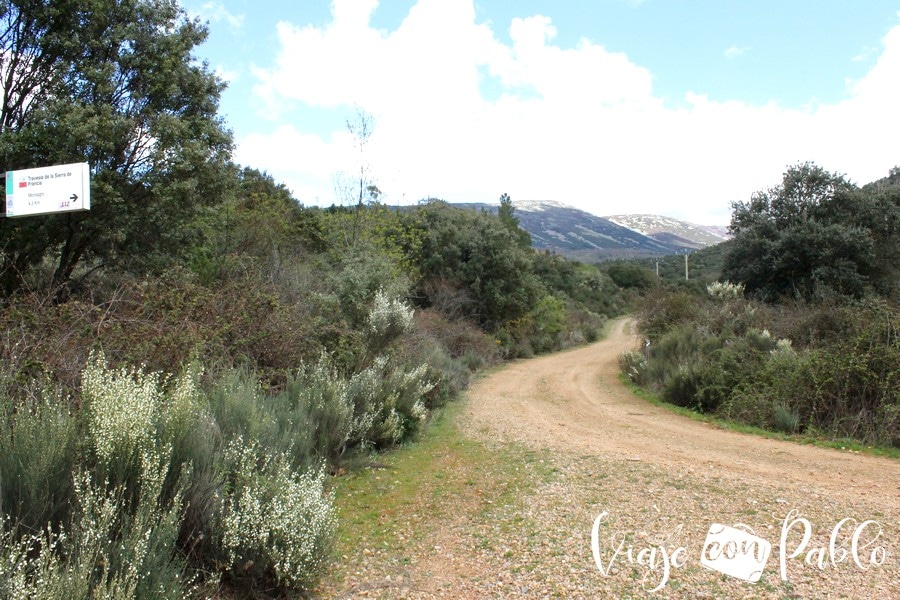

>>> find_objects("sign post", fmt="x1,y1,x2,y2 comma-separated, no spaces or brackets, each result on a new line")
3,162,90,217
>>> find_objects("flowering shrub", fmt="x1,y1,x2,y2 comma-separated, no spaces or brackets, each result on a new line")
219,439,336,591
83,352,161,463
365,288,414,354
346,356,432,447
619,350,648,385
0,447,189,599
706,280,745,300
3,304,433,597
772,337,794,355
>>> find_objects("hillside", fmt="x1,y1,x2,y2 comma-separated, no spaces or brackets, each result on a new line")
604,213,730,248
454,200,725,260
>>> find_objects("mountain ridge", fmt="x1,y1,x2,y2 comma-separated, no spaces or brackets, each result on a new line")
451,200,727,260
604,213,730,249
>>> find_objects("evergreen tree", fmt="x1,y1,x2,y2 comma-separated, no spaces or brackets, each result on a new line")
0,0,234,295
722,163,898,301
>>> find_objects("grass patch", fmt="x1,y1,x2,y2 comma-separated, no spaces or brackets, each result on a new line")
323,399,555,589
619,374,900,459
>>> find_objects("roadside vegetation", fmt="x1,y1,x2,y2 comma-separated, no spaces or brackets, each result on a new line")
621,164,899,449
0,4,628,596
1,1,896,596
0,191,626,598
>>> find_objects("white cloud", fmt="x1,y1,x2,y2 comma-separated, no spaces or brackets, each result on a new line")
238,1,900,225
235,123,364,204
851,46,877,63
213,65,239,85
194,1,244,30
724,45,750,60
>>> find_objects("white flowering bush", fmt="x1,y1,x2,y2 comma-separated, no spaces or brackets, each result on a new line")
162,364,204,435
0,447,190,599
619,350,648,384
771,337,794,355
219,438,336,592
706,280,745,300
83,352,162,463
346,357,433,447
365,289,414,353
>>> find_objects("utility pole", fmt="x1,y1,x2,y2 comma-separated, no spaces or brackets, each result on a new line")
685,253,689,281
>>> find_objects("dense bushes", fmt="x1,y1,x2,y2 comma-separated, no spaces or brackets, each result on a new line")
723,163,900,301
0,190,628,596
623,164,899,447
0,298,434,597
625,287,899,446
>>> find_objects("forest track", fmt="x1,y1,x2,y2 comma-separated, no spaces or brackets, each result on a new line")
325,318,898,598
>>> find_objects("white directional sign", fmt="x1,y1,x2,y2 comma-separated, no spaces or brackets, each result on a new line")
4,162,90,217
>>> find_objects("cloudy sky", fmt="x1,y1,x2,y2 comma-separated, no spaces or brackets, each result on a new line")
182,0,900,225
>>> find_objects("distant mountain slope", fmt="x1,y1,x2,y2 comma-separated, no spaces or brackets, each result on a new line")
455,201,678,258
451,200,726,260
604,214,730,249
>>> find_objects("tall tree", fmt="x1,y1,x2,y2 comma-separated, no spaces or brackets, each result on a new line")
330,108,380,248
722,163,896,301
0,0,233,295
497,193,531,249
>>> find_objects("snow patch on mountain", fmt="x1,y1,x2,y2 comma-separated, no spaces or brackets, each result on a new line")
605,214,730,247
514,199,574,212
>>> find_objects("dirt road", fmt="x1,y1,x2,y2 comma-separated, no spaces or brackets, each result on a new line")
330,318,899,598
464,318,898,498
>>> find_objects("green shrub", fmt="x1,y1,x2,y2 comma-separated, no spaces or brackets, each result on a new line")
720,341,811,430
643,323,705,386
282,358,353,467
717,303,898,446
410,308,499,363
1,450,189,600
403,335,470,409
218,439,336,594
566,305,605,345
636,289,700,341
460,350,485,372
333,247,408,329
0,384,80,535
606,262,658,290
662,365,702,408
773,403,800,434
692,332,774,412
619,351,647,385
526,295,568,354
